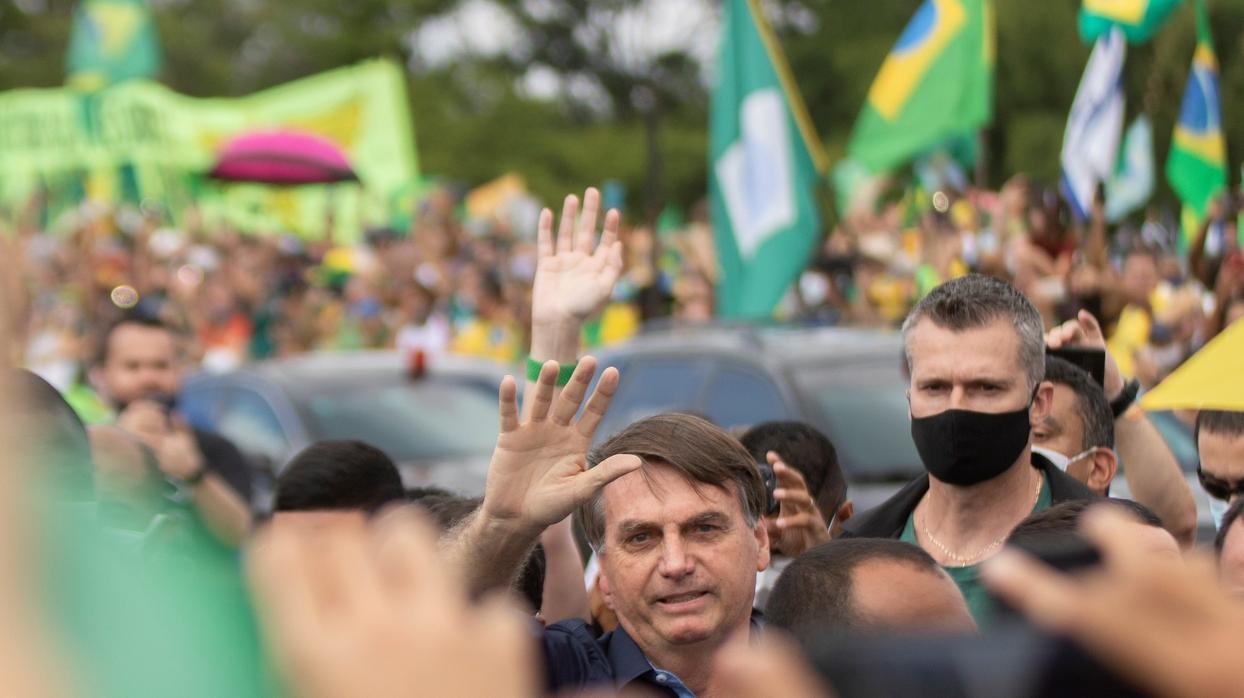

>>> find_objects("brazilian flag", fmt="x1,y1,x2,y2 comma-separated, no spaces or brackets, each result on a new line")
848,0,994,174
1166,0,1226,222
1080,0,1183,44
66,0,162,90
710,0,828,318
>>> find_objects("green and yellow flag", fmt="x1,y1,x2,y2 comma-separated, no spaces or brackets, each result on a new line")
710,0,827,318
1080,0,1184,44
66,0,162,90
848,0,993,174
1166,0,1226,222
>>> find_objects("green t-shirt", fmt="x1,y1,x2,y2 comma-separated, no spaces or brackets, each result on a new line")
900,471,1052,623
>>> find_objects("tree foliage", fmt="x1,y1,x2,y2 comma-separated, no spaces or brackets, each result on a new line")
4,0,1244,215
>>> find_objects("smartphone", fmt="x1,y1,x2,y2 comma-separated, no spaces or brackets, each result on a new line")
756,462,780,516
1047,346,1106,389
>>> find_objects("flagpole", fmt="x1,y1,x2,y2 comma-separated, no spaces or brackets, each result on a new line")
975,128,988,187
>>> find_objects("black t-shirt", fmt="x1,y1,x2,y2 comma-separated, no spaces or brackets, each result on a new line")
192,429,253,502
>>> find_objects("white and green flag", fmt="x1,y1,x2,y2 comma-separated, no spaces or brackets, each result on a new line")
710,0,827,318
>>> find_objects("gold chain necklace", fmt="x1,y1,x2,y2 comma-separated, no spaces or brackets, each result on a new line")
919,471,1043,567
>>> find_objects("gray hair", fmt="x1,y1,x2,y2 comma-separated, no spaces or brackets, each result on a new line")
574,413,765,552
900,274,1046,390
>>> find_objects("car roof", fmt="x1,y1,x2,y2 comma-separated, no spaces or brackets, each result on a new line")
196,351,513,396
597,324,905,367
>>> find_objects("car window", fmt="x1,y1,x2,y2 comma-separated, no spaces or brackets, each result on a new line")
704,365,790,431
594,357,711,442
217,388,290,466
303,380,498,464
796,362,923,481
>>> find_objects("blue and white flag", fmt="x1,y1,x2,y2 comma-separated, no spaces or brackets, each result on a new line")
1061,26,1126,220
1105,115,1155,222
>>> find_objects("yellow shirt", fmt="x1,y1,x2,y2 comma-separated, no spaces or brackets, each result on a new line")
450,318,522,363
1107,304,1151,379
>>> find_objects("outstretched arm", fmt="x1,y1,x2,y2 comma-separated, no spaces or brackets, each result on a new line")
525,187,623,418
1047,310,1197,547
441,358,641,597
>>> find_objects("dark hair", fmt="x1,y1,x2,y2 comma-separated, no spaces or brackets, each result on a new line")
413,492,545,612
1215,498,1244,557
1044,357,1114,450
766,539,941,639
275,440,405,514
1196,410,1244,443
405,485,454,503
575,413,765,551
1007,499,1163,547
740,421,846,516
97,312,172,366
901,273,1045,390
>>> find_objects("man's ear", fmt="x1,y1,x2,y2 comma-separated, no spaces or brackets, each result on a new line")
1030,380,1055,427
754,517,771,572
831,499,854,539
597,558,614,607
1087,448,1119,495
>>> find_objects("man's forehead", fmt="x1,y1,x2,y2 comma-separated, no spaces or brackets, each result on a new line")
600,463,742,526
908,317,1022,374
1199,430,1244,480
109,325,175,359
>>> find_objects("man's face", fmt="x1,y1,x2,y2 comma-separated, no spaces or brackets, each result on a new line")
98,324,180,407
597,462,769,655
1219,518,1244,597
907,317,1049,423
1198,430,1244,505
1122,253,1158,305
1033,384,1093,482
850,560,976,633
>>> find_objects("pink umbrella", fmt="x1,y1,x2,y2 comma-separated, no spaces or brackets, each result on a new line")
208,129,358,185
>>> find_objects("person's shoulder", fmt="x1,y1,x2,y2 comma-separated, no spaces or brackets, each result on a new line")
540,619,613,693
841,475,930,539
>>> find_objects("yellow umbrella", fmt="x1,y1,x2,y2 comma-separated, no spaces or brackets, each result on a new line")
1141,318,1244,411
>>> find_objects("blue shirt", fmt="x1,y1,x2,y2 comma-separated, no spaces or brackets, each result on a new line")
541,615,761,697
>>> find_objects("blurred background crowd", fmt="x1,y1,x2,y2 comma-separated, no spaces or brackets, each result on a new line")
9,174,1241,420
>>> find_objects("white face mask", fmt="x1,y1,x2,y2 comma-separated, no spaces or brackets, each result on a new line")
1032,446,1097,472
1209,496,1232,531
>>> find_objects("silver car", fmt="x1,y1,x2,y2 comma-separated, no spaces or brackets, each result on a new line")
180,351,509,505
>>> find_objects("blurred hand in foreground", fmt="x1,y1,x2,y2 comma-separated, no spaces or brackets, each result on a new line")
717,633,834,698
247,507,536,698
982,509,1244,698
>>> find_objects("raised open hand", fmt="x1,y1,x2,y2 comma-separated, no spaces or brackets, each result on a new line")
531,188,624,328
484,356,641,533
764,452,831,557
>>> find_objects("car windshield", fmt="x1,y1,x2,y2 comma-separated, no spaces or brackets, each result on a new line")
301,380,499,464
796,361,923,481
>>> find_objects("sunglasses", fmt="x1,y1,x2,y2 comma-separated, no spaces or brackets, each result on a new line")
1196,466,1244,502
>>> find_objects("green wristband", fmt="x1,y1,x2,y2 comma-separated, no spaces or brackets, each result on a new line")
526,356,578,386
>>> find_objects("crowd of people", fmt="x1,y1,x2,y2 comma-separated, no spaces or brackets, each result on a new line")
8,173,1243,414
1,179,1243,697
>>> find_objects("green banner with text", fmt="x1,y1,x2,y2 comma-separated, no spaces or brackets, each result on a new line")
0,58,418,241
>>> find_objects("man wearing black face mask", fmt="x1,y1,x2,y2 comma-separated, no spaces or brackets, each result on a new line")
842,274,1095,620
